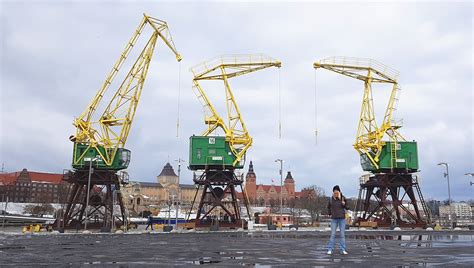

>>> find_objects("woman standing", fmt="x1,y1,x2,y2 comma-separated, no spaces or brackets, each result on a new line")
326,185,348,255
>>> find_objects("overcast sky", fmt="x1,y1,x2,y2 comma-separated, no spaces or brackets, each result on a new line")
1,1,472,201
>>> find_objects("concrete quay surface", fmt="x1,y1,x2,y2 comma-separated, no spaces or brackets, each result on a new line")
0,230,473,267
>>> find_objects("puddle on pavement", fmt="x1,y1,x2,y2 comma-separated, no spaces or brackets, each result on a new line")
0,245,26,250
352,234,474,250
192,258,221,265
350,234,473,241
2,231,473,266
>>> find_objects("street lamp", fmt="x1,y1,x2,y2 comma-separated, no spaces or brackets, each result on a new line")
438,162,453,229
84,156,100,231
174,158,184,230
2,194,8,230
465,173,474,186
466,173,474,216
167,193,175,228
111,189,120,232
275,159,283,230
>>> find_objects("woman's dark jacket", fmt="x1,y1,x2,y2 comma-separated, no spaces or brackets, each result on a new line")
327,195,348,219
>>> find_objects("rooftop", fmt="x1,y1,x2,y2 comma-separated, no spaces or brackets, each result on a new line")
158,163,178,177
128,181,196,189
0,169,63,185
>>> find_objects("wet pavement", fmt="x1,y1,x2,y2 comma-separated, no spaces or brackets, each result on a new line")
0,230,473,266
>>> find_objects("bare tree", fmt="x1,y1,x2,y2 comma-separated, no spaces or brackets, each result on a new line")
287,198,302,225
269,198,278,213
24,203,55,217
300,186,327,225
57,183,72,204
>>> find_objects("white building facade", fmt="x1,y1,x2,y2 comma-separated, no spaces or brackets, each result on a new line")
439,202,473,227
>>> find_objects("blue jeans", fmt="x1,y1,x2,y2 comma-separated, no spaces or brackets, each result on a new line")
327,218,346,251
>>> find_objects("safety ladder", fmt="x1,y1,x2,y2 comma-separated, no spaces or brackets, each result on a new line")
390,141,398,170
414,176,432,224
354,176,368,224
387,85,402,171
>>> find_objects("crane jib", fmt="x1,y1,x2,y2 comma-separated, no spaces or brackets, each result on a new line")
70,14,182,171
189,54,281,170
313,56,418,173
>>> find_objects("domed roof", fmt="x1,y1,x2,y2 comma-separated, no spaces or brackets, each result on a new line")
158,162,177,177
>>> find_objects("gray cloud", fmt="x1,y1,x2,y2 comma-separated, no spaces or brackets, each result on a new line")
1,1,472,201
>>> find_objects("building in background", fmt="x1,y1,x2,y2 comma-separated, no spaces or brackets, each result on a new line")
0,164,201,216
439,202,473,227
243,161,303,206
0,168,69,203
121,163,200,216
256,207,295,225
397,202,432,223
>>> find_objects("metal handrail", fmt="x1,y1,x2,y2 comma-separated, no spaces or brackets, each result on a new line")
190,54,278,77
319,56,400,81
390,118,404,128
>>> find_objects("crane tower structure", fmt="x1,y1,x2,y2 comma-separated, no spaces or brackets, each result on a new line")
314,57,431,228
188,54,281,228
60,14,181,230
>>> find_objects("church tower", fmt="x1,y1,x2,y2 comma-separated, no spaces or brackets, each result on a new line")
284,171,295,197
245,161,257,204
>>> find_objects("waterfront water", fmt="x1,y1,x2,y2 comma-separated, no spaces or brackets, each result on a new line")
0,230,473,266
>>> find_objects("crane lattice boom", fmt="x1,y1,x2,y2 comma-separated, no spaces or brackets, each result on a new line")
71,14,181,170
191,54,281,167
314,56,407,171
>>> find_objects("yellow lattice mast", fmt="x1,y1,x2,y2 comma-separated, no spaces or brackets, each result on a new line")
70,14,181,170
313,57,407,171
190,54,281,168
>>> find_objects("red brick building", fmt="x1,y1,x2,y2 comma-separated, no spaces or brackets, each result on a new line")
244,161,302,206
0,168,69,203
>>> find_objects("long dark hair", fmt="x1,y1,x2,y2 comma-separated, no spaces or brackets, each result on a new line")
332,185,342,200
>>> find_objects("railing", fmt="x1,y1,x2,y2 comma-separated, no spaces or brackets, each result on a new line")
318,56,400,81
190,54,279,77
119,171,130,184
390,118,404,128
359,174,370,185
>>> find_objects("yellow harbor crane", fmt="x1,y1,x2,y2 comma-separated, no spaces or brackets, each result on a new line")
70,14,182,171
186,54,281,228
61,14,181,229
313,56,418,173
314,57,430,227
189,54,281,169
